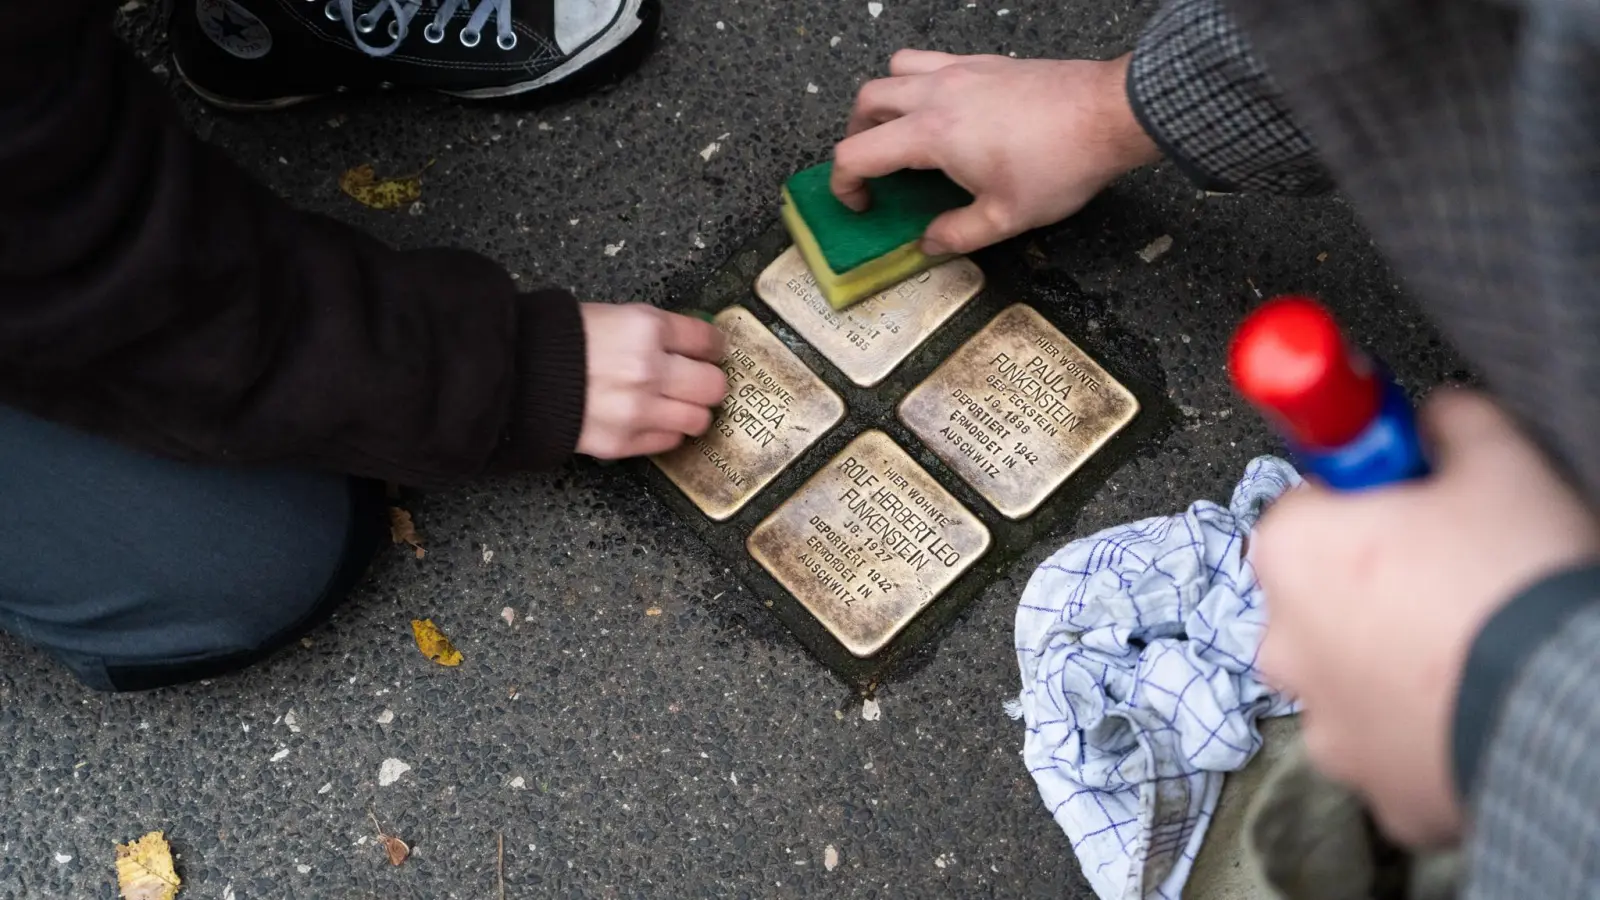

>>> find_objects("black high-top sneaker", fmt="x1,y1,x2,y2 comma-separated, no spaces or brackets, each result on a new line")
169,0,659,110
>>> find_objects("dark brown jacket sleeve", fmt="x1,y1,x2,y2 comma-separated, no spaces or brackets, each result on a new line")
0,0,586,484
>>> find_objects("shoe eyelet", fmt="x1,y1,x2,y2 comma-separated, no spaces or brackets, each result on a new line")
387,19,401,39
356,14,378,33
496,32,517,51
459,28,480,47
424,22,445,43
323,0,338,20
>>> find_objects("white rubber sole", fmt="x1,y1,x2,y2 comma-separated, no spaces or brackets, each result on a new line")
174,55,326,111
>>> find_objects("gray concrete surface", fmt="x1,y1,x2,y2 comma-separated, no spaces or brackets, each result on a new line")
0,1,1469,898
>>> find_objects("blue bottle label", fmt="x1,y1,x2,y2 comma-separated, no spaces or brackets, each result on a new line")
1294,377,1430,490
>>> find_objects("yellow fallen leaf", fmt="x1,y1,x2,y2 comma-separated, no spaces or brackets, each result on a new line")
115,832,180,900
645,607,663,617
411,618,463,667
339,162,430,210
389,507,425,559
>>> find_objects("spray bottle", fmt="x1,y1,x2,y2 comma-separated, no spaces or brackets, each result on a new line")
1228,296,1429,490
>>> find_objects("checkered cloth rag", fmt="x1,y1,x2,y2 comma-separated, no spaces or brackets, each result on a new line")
1007,456,1302,900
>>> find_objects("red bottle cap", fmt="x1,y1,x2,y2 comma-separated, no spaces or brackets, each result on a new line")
1228,296,1380,449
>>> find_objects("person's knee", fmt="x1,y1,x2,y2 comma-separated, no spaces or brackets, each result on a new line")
0,408,385,691
83,477,386,691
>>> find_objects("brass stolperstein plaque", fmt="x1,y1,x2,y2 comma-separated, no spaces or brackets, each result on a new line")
746,430,992,658
652,306,846,521
898,304,1140,520
755,246,985,388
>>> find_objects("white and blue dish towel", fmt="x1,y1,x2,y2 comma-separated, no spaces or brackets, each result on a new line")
1009,456,1302,900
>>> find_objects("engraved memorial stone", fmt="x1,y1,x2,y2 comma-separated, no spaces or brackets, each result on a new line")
746,430,992,657
652,306,846,521
898,304,1139,519
755,246,984,387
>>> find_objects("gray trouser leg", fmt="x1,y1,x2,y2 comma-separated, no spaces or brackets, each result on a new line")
0,405,383,691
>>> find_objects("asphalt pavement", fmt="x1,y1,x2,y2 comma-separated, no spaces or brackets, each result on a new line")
0,1,1468,897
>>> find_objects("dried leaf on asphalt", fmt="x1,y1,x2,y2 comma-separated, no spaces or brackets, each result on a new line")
389,508,425,558
339,162,431,210
115,832,180,900
411,618,463,667
380,833,410,866
370,814,410,866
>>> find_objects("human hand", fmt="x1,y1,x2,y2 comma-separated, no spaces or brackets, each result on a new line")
831,50,1162,255
1254,390,1600,848
575,303,728,459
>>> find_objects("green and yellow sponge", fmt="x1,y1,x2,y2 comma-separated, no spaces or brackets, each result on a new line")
781,162,973,311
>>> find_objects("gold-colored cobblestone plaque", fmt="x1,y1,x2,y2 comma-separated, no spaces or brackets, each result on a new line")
652,306,846,521
755,246,984,387
898,304,1139,520
746,430,992,658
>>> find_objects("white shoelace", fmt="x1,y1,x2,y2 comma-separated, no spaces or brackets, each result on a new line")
338,0,516,57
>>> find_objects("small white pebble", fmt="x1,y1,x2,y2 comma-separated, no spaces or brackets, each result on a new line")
284,711,300,733
830,35,842,47
119,0,144,11
378,758,411,787
997,8,1011,15
806,83,819,94
500,607,516,626
604,241,626,257
824,845,839,872
482,545,495,565
692,233,707,250
868,2,883,17
270,748,291,763
861,698,882,721
317,782,333,795
699,141,721,162
715,20,725,30
376,709,395,725
278,157,289,165
296,864,312,875
510,776,526,790
408,200,424,216
537,121,551,131
54,853,72,865
1138,234,1174,263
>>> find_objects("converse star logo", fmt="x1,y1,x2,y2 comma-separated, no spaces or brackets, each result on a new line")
197,0,272,60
